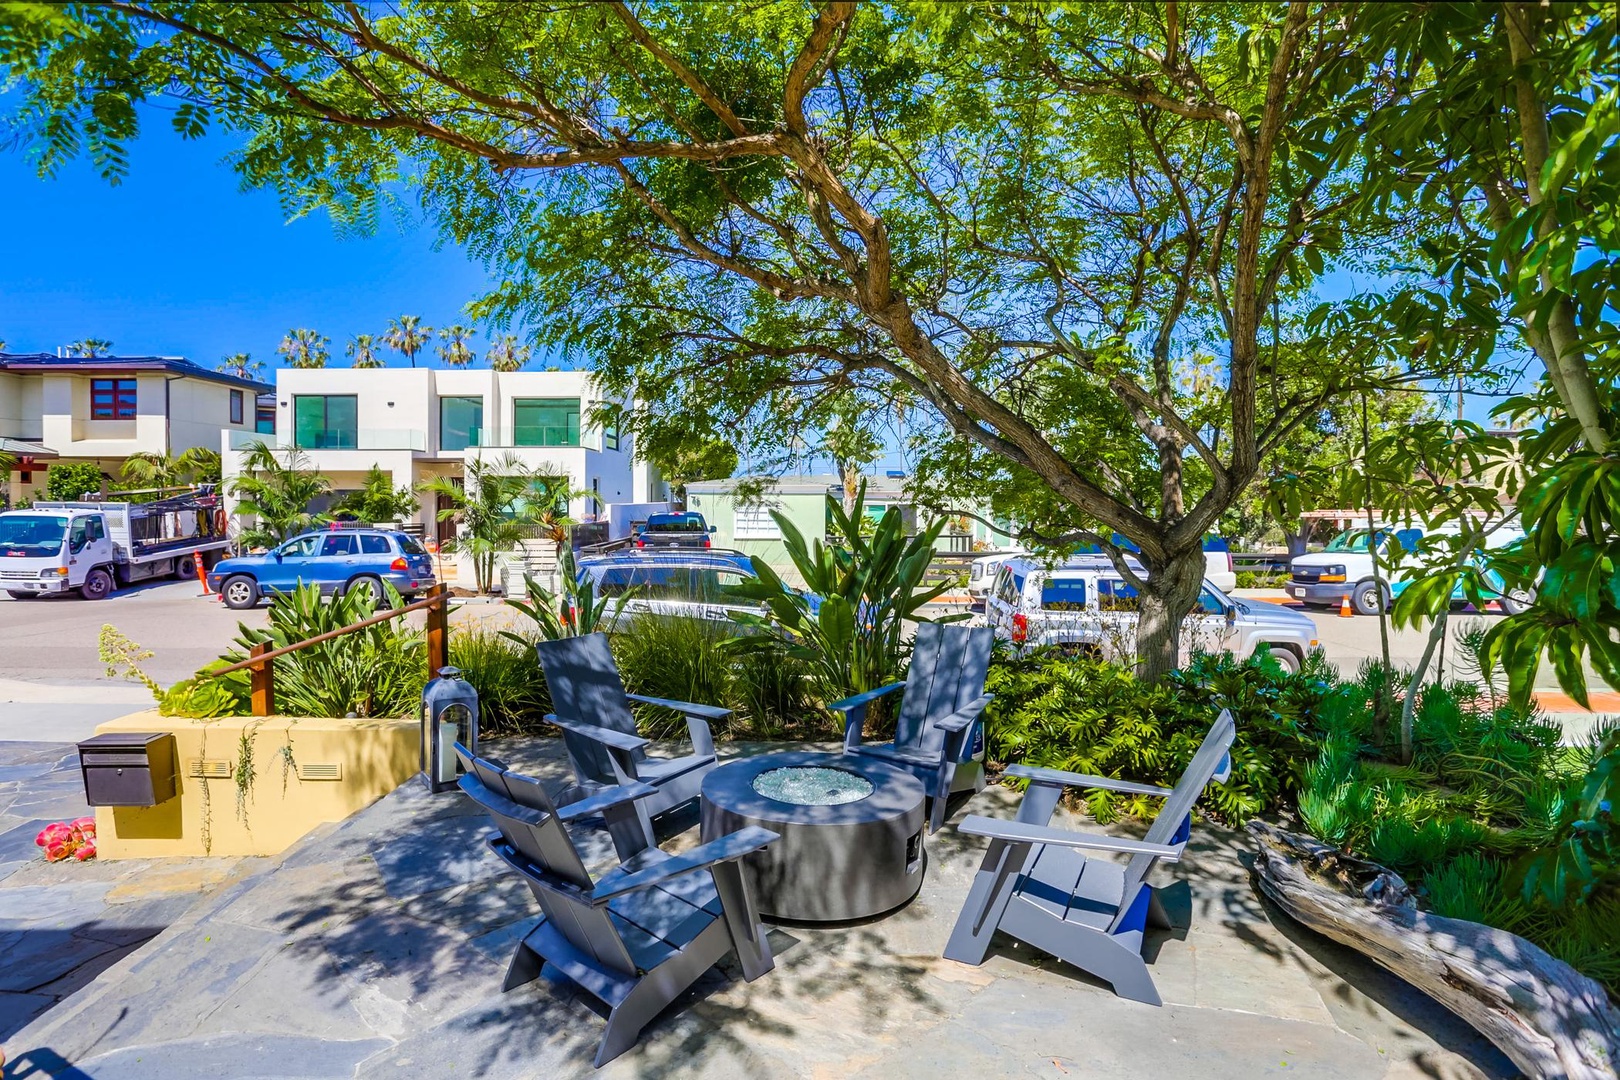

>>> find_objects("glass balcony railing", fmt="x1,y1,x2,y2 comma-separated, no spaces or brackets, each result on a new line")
229,429,427,452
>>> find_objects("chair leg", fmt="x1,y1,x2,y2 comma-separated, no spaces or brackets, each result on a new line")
594,980,669,1068
1076,933,1162,1007
502,938,544,992
711,861,774,982
943,839,1027,966
929,761,957,834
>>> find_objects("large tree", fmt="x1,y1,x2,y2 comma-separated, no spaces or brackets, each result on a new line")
0,1,1473,676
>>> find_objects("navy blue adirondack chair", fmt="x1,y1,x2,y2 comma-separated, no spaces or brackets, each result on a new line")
942,710,1236,1005
536,633,723,841
455,745,778,1068
831,622,995,833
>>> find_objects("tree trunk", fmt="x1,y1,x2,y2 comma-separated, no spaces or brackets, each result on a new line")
1135,547,1206,683
1249,821,1620,1080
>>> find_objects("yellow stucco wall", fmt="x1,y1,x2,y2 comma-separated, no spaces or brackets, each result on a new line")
92,710,419,859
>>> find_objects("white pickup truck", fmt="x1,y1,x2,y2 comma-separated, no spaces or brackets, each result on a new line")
1286,521,1527,616
0,491,230,600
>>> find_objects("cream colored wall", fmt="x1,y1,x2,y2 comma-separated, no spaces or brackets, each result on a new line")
169,376,256,454
92,710,419,859
0,372,42,439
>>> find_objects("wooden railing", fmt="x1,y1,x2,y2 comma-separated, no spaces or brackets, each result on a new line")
205,583,450,717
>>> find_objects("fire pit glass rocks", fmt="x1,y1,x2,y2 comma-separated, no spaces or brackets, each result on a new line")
751,766,874,806
701,751,927,922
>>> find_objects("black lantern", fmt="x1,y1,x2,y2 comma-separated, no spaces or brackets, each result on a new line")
421,666,479,793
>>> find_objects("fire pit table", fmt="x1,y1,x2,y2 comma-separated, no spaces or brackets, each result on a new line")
699,750,927,923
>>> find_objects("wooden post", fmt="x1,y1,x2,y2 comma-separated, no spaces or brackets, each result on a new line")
249,640,275,717
426,583,449,674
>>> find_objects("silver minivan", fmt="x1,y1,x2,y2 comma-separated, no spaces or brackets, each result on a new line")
984,555,1321,672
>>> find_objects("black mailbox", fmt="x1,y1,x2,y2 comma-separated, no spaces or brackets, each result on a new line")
77,732,178,807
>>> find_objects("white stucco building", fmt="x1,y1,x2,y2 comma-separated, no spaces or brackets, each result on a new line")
0,353,270,502
224,367,665,542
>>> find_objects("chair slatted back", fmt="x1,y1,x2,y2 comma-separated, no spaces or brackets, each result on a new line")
1110,709,1235,931
458,770,639,976
895,623,994,754
535,634,642,784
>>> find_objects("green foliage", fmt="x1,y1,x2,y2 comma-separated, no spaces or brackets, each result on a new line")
727,484,957,709
447,628,549,738
46,461,104,501
610,616,820,741
422,455,571,594
120,448,222,496
333,464,419,523
222,583,425,718
983,648,1337,823
501,545,624,642
160,661,251,719
1521,727,1620,908
229,442,332,549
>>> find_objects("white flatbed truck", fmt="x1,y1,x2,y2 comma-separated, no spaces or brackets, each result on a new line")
0,489,230,600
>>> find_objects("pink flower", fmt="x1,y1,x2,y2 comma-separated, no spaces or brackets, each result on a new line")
73,844,94,861
71,816,96,833
44,841,69,862
36,822,70,847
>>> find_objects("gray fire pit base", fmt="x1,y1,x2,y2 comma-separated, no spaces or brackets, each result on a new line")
699,750,927,923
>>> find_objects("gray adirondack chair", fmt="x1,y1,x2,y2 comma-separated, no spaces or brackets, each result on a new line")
830,622,994,833
453,743,657,863
456,750,779,1068
943,709,1236,1005
535,633,723,841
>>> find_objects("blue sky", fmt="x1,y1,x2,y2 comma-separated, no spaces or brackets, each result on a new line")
0,123,512,371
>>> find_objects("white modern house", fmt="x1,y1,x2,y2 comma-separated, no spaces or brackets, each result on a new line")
0,353,270,502
223,367,665,542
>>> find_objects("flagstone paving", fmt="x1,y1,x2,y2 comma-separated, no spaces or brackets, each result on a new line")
2,738,1515,1079
0,743,249,1048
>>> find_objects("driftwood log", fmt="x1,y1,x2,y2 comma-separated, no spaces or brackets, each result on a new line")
1248,820,1619,1080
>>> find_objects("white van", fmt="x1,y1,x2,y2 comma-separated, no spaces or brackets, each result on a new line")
985,555,1321,672
1288,520,1526,615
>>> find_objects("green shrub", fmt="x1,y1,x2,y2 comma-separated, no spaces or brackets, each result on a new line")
609,616,821,740
46,461,106,500
222,584,425,718
161,661,251,718
1234,570,1289,589
983,648,1337,823
449,628,550,738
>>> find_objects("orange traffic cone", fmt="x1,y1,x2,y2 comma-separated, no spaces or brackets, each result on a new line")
1339,592,1354,618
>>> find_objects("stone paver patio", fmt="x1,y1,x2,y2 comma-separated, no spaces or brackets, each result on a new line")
2,738,1514,1079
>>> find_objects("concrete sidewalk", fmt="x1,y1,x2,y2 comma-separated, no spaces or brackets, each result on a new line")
3,737,1512,1080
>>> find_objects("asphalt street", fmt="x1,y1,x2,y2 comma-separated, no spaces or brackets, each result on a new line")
0,580,1586,744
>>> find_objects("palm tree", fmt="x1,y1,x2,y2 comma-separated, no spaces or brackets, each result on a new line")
486,334,532,372
421,453,532,593
66,339,113,357
436,325,476,368
277,328,329,368
217,352,265,380
383,315,432,368
346,333,384,369
120,447,222,493
228,441,332,549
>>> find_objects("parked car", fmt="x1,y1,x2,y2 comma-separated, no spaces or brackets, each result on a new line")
1286,520,1526,615
578,549,767,625
984,555,1320,672
969,542,1235,600
207,527,436,610
633,511,717,549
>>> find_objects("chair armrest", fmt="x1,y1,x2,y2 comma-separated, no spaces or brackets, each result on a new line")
936,695,993,732
955,815,1183,861
826,682,905,716
555,781,659,822
547,714,649,753
1004,763,1173,798
625,693,732,721
591,826,780,902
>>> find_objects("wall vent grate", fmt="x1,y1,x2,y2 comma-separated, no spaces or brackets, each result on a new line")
188,759,233,779
297,762,343,781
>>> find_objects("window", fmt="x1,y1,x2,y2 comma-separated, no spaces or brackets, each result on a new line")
439,396,483,451
229,389,244,425
604,424,620,451
1194,587,1226,616
735,504,781,540
90,378,137,419
1040,578,1087,611
279,535,321,558
398,534,427,556
360,534,392,555
293,395,358,449
319,534,359,557
1097,579,1141,613
512,398,580,447
255,402,276,434
994,569,1026,607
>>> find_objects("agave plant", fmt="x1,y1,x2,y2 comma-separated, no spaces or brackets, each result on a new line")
726,481,957,705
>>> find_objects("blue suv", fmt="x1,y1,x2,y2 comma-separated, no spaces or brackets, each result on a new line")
208,528,437,609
